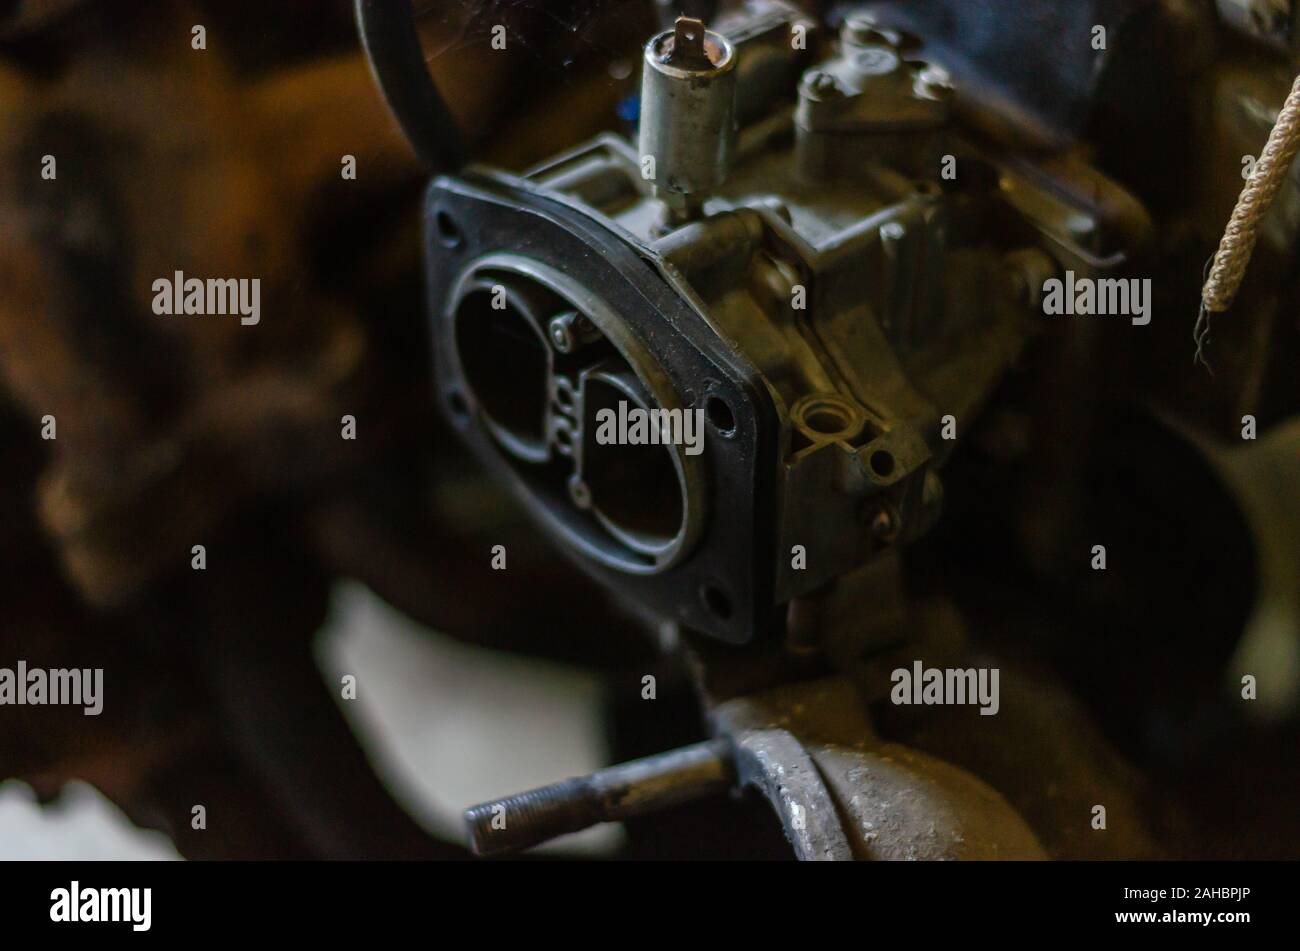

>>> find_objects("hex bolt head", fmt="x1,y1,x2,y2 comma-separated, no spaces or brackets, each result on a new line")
917,64,953,98
867,504,899,542
852,46,901,77
550,323,573,352
549,311,595,353
807,70,842,98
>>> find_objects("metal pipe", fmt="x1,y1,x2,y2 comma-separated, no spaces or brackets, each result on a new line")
464,739,735,856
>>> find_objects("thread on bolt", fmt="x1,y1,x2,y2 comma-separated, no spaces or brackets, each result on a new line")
465,778,595,856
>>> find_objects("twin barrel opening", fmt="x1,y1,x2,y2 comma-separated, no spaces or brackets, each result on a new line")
449,260,700,575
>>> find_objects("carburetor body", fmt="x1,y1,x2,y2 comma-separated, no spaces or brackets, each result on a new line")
427,2,1140,642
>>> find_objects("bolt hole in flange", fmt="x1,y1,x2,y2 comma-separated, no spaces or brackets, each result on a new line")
446,389,470,422
706,394,736,436
435,209,463,249
700,583,733,620
870,449,896,478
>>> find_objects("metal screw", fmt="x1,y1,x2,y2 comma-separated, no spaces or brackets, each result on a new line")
917,64,952,98
548,311,597,353
852,47,899,77
567,475,591,509
842,12,879,42
808,70,841,98
867,504,898,542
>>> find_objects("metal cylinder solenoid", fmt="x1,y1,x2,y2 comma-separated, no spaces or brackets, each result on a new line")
639,17,737,216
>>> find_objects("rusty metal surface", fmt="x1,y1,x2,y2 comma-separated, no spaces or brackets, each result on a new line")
712,677,1048,860
722,716,854,861
464,738,734,856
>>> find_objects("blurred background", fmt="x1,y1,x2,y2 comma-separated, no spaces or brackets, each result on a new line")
0,0,703,860
1,582,615,858
1,0,1298,861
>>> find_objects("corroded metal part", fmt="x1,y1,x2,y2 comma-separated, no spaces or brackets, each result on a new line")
722,724,854,861
458,666,1058,860
711,678,1048,860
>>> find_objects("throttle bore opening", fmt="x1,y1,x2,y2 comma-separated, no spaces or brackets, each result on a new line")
444,254,705,576
454,287,551,458
581,374,687,556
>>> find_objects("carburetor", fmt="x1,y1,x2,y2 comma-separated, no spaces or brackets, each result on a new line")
423,2,1124,643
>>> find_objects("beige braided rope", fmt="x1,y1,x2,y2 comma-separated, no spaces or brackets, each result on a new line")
1197,72,1300,370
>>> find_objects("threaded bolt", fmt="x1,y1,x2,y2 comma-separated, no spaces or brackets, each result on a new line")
464,739,734,856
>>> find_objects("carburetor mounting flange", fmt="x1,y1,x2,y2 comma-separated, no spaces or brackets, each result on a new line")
427,170,779,643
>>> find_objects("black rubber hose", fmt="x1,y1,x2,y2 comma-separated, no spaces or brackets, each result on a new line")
355,0,466,173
